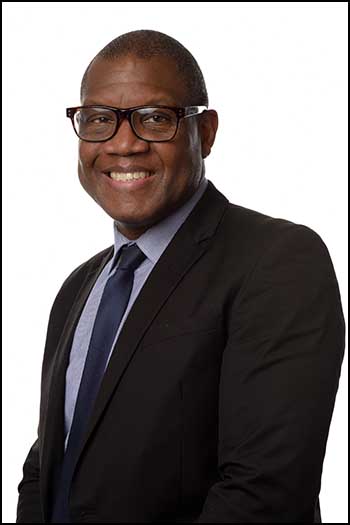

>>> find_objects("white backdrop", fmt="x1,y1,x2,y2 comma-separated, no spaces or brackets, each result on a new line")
3,2,348,523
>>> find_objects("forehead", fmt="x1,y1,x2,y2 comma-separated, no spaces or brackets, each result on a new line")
82,55,188,107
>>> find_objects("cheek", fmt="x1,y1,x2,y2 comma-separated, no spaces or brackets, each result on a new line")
79,142,97,170
166,138,201,183
77,160,89,191
78,145,98,183
77,154,98,197
161,138,195,175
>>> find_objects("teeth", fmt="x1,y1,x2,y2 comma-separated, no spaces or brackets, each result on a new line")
110,171,152,181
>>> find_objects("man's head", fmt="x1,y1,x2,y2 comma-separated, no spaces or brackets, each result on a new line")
75,30,218,239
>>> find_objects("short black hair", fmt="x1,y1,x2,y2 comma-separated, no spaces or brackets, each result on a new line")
80,29,209,107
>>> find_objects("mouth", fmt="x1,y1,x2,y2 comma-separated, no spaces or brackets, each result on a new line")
107,171,154,181
102,170,156,189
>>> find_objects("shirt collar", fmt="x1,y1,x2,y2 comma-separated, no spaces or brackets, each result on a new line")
110,176,208,270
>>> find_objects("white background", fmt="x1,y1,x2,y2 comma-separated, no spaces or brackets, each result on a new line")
3,2,348,523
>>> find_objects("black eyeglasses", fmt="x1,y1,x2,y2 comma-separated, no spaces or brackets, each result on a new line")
66,104,208,143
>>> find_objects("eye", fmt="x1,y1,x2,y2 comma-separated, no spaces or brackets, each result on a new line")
77,109,115,126
144,113,170,123
87,115,114,124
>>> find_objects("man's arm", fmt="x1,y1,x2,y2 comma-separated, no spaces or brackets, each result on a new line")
17,439,44,523
195,225,345,523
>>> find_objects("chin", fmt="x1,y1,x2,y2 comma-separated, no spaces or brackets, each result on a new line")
117,211,167,235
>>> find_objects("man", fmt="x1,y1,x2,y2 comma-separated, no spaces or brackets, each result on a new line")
17,29,345,523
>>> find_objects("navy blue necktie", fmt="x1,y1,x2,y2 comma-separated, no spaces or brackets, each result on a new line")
51,243,146,523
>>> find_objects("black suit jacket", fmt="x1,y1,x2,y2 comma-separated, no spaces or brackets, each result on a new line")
17,180,345,523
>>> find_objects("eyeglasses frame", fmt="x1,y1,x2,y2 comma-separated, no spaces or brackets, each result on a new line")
66,104,208,143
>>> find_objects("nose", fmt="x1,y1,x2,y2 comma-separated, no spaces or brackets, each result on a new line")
102,116,150,156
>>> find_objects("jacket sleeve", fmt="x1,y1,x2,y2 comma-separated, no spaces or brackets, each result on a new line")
16,438,44,523
195,225,345,523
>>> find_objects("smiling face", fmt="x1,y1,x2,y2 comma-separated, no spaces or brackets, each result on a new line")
78,54,218,239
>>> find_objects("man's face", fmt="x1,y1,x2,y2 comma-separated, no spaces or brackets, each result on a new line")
78,54,218,239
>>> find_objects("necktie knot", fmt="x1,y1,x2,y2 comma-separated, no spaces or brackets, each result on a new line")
118,243,146,272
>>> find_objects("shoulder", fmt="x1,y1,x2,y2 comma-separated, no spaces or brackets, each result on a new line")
211,201,343,312
64,245,113,284
219,203,343,319
51,245,113,312
219,204,344,341
205,181,329,258
220,201,332,267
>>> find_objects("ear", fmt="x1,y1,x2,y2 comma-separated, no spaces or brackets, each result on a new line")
199,110,219,159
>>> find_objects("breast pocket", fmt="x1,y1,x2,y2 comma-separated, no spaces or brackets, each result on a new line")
140,314,224,348
138,314,225,373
